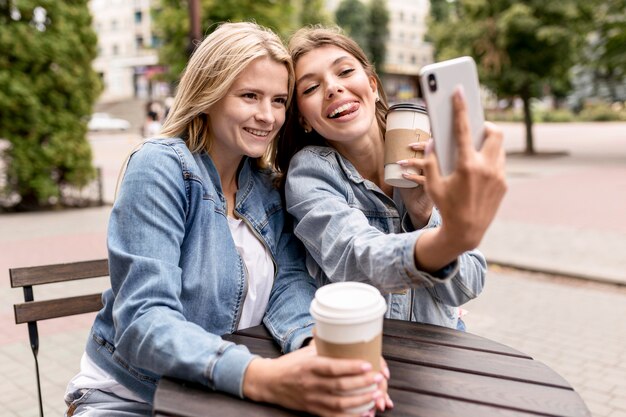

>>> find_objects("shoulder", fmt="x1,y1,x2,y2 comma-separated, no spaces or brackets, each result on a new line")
130,138,200,178
290,145,342,173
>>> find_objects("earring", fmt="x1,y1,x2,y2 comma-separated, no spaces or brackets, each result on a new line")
375,96,380,103
304,127,312,133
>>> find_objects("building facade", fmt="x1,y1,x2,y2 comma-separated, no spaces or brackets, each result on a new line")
89,0,166,103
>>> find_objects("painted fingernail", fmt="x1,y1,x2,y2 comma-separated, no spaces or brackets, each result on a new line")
396,159,408,165
455,85,465,100
372,390,382,399
408,142,421,147
361,363,373,372
388,398,395,408
401,172,412,178
383,366,390,379
374,373,384,383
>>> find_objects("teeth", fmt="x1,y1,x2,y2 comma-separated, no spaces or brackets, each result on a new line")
245,128,269,137
329,102,356,118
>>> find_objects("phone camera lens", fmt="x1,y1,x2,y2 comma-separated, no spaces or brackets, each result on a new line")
427,74,437,92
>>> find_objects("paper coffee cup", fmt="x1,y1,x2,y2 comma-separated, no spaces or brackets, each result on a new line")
384,103,431,188
310,282,387,413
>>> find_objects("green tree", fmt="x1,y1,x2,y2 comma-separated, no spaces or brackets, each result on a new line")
335,0,369,52
154,0,295,83
586,0,626,101
0,0,101,210
429,0,589,154
367,0,389,75
299,0,332,27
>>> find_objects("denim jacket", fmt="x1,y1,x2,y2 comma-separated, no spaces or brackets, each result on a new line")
285,145,486,328
86,138,316,403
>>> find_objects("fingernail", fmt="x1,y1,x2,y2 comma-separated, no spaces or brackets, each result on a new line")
383,366,390,379
374,373,383,383
388,398,395,408
408,142,421,147
361,363,373,372
372,390,382,399
396,159,407,165
401,172,412,178
455,85,465,100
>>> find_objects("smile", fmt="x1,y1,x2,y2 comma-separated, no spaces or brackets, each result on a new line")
244,128,270,137
327,102,359,119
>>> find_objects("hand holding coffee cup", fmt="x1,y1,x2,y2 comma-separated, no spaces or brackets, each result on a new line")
310,282,387,414
384,104,431,188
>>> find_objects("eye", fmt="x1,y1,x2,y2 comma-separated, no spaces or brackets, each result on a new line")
273,97,287,106
241,92,257,100
302,84,319,95
339,68,355,77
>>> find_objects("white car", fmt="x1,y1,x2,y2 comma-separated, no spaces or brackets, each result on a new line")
88,112,131,131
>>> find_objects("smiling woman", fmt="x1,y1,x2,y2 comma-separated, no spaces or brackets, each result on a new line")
63,22,388,417
277,26,507,332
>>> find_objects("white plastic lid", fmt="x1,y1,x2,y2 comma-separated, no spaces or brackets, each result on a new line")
310,282,387,325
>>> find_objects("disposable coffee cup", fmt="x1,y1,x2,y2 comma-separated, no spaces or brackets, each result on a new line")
384,103,431,188
310,282,387,413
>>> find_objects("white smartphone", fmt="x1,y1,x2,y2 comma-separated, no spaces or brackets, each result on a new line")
418,56,484,176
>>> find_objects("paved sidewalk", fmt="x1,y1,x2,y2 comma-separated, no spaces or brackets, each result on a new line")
1,121,625,416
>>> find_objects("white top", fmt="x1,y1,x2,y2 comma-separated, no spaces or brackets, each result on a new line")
65,216,274,401
228,215,275,330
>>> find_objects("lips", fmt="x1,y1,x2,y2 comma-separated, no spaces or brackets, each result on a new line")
326,101,359,119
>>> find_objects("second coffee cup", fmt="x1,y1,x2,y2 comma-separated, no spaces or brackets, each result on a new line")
310,282,387,413
384,103,431,188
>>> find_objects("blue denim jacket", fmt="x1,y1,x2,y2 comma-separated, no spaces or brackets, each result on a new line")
285,145,486,328
86,138,316,402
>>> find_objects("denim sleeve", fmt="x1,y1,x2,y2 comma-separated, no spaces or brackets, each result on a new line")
285,150,453,292
402,198,487,305
263,219,316,353
107,142,254,398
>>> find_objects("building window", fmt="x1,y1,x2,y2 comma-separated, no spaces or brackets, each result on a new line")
112,44,119,55
135,11,142,23
136,36,144,49
111,19,118,31
411,55,416,64
399,11,404,21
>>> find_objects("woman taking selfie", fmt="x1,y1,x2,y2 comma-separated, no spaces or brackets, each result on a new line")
64,22,386,417
277,26,507,330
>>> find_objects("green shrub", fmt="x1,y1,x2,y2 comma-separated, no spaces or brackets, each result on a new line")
578,103,626,122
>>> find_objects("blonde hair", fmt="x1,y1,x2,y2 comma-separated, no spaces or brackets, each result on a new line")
160,22,294,167
276,25,388,176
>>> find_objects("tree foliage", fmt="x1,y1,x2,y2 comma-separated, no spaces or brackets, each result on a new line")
335,0,389,75
0,0,101,209
429,0,590,154
154,0,296,83
367,0,389,75
299,0,332,27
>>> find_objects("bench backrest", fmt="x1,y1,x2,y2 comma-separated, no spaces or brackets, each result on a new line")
9,258,109,417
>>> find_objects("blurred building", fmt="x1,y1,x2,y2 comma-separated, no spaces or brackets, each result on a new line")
89,0,167,103
325,0,434,103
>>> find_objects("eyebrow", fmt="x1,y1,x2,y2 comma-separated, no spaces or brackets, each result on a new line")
296,55,352,85
233,87,288,97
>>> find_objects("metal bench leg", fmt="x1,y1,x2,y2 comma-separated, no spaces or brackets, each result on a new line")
24,285,44,417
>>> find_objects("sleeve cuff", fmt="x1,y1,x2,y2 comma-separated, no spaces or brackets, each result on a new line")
209,343,256,399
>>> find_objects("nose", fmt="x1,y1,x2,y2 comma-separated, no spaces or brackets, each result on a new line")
255,100,275,124
325,81,344,100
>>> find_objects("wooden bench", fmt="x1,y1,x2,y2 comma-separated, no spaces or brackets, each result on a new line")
9,259,109,417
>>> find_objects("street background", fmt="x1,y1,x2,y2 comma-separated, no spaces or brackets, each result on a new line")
1,102,625,416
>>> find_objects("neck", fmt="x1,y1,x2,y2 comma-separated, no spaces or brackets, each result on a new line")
331,130,390,194
209,149,243,216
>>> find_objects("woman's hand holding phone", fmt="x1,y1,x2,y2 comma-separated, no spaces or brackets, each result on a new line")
413,87,507,272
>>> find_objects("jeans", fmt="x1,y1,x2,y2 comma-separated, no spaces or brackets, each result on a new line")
65,389,151,416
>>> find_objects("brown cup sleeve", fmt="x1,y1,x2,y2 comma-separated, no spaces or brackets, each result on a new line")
384,128,431,164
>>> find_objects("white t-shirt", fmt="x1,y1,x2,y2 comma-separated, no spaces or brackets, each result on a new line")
65,216,275,400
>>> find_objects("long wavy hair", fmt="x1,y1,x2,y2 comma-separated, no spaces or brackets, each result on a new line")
160,22,294,169
276,25,389,179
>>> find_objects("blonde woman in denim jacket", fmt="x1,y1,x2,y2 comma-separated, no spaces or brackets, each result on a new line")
64,23,389,417
277,27,507,330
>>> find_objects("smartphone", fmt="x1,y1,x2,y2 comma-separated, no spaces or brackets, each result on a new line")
418,56,484,176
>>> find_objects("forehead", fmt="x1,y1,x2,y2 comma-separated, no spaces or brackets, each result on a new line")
232,56,289,90
295,45,358,74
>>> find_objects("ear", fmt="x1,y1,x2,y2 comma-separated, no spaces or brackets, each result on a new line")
369,75,378,95
299,116,311,131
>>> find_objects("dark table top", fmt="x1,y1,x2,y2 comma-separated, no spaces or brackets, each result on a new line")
153,319,591,417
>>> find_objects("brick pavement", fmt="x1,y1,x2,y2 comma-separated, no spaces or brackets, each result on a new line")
2,121,626,416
